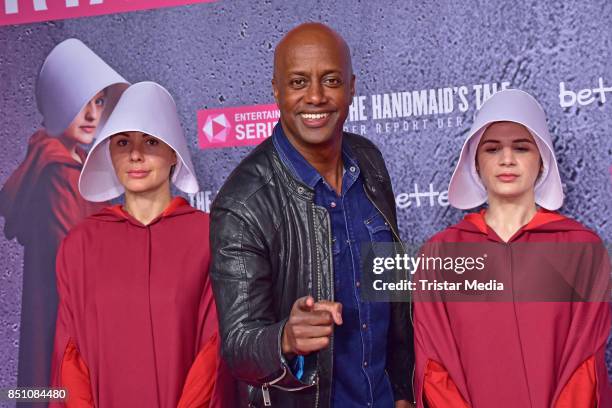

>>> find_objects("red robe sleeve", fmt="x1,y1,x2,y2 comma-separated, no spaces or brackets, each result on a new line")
177,333,219,408
423,360,470,408
552,237,612,407
413,240,473,408
49,239,94,408
554,354,597,408
177,261,236,408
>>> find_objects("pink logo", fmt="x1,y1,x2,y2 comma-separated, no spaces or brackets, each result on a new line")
202,113,231,143
198,103,280,150
1,0,215,26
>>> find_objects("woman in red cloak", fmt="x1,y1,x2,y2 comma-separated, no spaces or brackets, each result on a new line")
413,89,611,407
49,81,233,408
0,38,128,396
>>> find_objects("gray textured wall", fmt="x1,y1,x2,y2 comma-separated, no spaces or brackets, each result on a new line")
1,0,611,401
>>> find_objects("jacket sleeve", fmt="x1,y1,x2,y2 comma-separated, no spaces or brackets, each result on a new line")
49,239,94,408
387,300,415,402
209,196,307,389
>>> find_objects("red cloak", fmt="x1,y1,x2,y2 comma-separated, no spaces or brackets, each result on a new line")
50,197,235,408
413,210,611,408
0,130,105,392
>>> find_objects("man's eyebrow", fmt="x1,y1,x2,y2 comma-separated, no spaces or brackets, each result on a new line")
286,69,343,76
111,132,129,138
320,69,343,76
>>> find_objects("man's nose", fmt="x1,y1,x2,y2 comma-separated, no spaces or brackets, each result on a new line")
304,81,327,105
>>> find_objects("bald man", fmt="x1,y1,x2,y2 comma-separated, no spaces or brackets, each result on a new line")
210,23,415,407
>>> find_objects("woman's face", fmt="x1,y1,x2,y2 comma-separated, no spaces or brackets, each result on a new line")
109,131,177,196
476,121,542,203
63,90,106,144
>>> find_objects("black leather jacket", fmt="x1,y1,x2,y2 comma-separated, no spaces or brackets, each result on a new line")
210,132,415,407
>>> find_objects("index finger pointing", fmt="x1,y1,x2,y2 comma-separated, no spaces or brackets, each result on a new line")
313,301,343,325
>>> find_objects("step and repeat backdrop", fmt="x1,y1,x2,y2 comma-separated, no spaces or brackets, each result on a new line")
1,0,611,399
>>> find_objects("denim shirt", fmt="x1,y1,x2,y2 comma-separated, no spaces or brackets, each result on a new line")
272,124,394,407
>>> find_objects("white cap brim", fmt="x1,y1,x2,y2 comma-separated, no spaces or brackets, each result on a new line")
448,89,564,210
36,38,129,137
79,82,199,202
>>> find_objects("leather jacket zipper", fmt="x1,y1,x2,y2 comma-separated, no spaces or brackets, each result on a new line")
260,366,316,406
310,204,335,408
311,203,323,407
261,366,288,406
262,384,271,406
315,373,320,408
323,209,334,408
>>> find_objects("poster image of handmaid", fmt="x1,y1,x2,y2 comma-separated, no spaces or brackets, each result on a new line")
0,38,128,399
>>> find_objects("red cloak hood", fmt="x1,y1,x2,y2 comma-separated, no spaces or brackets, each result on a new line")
91,195,196,225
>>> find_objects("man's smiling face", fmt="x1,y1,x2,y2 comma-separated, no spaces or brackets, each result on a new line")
272,23,355,149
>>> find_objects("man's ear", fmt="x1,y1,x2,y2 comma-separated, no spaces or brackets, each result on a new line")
350,74,356,99
272,78,280,105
